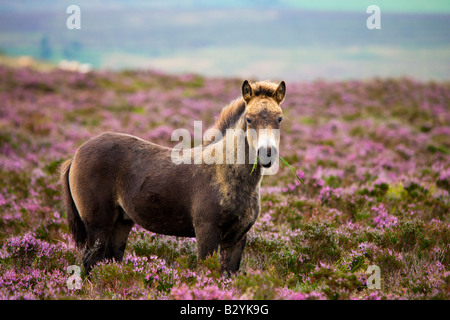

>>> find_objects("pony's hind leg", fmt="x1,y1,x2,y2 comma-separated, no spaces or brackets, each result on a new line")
83,228,109,274
82,206,134,273
81,202,119,273
110,207,134,262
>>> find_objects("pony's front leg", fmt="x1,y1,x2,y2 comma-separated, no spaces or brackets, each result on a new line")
195,223,221,261
220,235,247,275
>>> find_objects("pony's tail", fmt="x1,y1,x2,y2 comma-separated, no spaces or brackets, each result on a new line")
60,158,87,248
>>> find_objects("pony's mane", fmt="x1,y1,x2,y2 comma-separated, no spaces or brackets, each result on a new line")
214,97,246,136
205,81,280,145
250,80,280,99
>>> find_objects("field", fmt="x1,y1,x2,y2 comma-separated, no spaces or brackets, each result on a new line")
0,60,449,300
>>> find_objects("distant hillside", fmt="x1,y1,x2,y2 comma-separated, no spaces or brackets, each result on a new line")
0,5,449,80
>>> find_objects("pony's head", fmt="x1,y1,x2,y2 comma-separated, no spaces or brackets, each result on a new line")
242,80,285,168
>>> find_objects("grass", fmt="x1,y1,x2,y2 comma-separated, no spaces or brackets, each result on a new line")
0,57,449,300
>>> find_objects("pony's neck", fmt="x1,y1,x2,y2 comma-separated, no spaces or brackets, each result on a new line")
222,114,262,183
199,104,263,196
198,103,263,187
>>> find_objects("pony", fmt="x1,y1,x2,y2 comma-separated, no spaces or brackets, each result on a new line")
60,80,286,274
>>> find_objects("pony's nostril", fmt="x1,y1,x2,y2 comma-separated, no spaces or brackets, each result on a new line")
272,147,278,158
257,147,267,158
258,146,276,158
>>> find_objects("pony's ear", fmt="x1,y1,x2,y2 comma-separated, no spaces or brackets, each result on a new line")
242,80,253,103
273,81,286,104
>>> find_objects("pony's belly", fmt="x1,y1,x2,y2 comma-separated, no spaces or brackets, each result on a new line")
128,207,195,237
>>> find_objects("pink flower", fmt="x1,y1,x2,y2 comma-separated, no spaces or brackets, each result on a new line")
372,204,398,228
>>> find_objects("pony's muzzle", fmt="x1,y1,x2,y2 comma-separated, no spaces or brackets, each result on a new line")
258,146,278,168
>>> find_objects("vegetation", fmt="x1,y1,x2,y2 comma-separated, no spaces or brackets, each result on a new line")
0,60,449,299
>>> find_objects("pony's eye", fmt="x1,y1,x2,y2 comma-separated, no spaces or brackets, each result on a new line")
278,117,283,124
246,118,252,124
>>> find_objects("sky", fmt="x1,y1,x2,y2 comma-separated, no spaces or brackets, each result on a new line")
1,0,450,14
281,0,450,14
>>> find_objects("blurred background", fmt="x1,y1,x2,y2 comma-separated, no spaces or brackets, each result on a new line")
0,0,449,81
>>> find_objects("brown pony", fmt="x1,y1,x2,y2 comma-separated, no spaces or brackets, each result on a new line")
60,80,286,274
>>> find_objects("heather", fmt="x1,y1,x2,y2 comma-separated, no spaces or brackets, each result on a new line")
0,62,449,300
